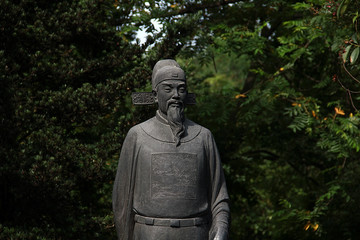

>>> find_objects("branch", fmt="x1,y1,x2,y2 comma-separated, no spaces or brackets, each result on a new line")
342,62,360,84
153,0,243,18
337,77,360,94
243,149,279,160
336,78,360,112
347,89,359,112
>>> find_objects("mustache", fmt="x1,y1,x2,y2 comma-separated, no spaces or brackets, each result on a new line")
166,99,184,109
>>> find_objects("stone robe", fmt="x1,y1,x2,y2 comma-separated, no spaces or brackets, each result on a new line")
113,113,230,240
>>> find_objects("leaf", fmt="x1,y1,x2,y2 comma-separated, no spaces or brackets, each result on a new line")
352,33,358,44
350,47,359,64
352,10,359,23
293,2,312,10
342,45,352,63
337,0,344,18
337,0,349,18
235,94,247,99
335,107,345,115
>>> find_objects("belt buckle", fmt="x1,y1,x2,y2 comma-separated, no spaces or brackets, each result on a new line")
170,219,180,228
194,218,203,226
145,218,154,225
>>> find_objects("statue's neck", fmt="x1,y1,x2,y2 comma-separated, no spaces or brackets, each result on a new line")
156,110,169,125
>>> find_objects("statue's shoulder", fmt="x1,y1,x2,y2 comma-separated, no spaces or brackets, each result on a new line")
184,118,203,131
183,118,213,142
185,120,218,145
127,117,155,135
185,119,211,135
135,117,157,131
130,117,173,142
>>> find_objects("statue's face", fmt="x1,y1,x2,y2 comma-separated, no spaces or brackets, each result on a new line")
154,80,187,115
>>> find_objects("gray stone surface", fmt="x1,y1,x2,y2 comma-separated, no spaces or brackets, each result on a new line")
113,59,230,240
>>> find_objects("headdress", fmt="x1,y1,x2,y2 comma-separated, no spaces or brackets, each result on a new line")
132,59,196,105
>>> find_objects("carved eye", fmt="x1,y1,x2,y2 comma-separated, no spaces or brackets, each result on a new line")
164,87,172,92
179,87,186,93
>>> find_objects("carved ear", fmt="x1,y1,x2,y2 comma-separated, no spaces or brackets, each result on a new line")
152,90,158,103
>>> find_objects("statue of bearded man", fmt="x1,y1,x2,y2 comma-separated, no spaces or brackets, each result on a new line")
112,59,230,240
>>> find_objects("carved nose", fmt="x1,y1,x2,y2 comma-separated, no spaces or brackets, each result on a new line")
172,90,180,99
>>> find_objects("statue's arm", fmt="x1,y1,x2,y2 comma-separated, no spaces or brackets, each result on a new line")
206,131,230,240
112,128,138,240
209,200,230,240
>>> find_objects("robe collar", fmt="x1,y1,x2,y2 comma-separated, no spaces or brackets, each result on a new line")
140,111,202,143
155,110,170,125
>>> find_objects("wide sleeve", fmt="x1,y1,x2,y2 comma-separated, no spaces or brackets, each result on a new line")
112,128,139,240
206,130,230,240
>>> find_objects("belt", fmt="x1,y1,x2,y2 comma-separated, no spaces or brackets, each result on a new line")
134,215,208,228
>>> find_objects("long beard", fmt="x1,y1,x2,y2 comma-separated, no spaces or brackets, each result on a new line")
166,104,185,147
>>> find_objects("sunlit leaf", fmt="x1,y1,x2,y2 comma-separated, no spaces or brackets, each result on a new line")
335,107,345,115
350,47,359,64
235,94,247,99
312,223,319,231
343,45,352,63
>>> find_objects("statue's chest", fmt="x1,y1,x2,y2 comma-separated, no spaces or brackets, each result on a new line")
133,136,210,217
150,152,199,200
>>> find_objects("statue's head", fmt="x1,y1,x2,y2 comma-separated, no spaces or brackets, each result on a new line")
152,60,187,116
152,59,187,146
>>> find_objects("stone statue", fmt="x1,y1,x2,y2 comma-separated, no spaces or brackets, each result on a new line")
112,59,230,240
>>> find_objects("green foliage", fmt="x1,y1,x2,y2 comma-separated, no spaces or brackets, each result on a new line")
160,0,360,239
0,0,149,238
2,0,360,239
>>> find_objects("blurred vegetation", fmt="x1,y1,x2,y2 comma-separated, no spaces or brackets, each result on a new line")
1,0,360,239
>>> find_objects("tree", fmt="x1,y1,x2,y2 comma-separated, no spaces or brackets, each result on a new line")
2,0,360,239
0,0,149,238
139,0,360,239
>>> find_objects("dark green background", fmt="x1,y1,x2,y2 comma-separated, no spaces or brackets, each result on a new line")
1,0,360,239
